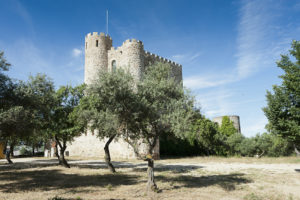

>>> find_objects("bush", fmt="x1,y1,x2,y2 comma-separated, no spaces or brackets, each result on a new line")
160,132,206,157
226,132,293,157
19,146,32,156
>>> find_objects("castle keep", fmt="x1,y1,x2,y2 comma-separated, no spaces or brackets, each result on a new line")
65,32,183,159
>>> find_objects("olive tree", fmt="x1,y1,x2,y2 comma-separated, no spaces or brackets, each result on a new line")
133,62,194,192
48,85,85,168
76,69,137,173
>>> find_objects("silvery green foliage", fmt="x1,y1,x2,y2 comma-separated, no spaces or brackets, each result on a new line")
77,68,137,140
135,62,195,152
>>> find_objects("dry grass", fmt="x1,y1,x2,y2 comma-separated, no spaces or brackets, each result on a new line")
0,157,299,200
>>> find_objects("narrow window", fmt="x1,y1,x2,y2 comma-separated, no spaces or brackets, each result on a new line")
86,42,87,49
96,40,98,47
112,60,116,72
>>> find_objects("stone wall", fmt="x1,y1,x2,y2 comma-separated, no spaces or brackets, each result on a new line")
144,51,182,83
66,130,137,158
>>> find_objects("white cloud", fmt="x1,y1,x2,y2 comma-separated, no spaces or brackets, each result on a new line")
171,52,202,64
235,0,273,78
183,73,235,90
195,89,235,118
184,0,300,91
72,48,83,57
242,116,268,136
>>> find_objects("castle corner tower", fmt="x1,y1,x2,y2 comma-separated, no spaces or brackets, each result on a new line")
84,32,112,85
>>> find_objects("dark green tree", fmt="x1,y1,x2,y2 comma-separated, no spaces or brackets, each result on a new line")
188,114,221,156
263,40,300,155
219,116,238,137
48,85,85,168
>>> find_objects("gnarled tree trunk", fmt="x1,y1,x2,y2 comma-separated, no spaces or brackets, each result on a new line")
146,158,158,192
54,141,62,165
59,147,70,168
145,135,159,193
104,134,116,173
55,135,70,168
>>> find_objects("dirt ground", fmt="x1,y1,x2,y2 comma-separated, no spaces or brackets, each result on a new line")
0,156,299,200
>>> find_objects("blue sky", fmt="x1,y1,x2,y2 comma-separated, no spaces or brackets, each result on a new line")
0,0,299,137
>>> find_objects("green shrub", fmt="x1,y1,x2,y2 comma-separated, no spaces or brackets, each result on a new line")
19,146,32,155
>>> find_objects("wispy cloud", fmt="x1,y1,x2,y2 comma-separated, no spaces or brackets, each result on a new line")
12,0,35,34
171,52,202,64
72,48,83,57
184,0,300,137
183,73,235,90
236,0,274,78
184,0,299,91
195,89,235,118
241,116,268,136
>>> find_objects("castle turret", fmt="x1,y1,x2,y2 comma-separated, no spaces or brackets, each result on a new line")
121,39,144,80
213,115,241,133
84,32,112,84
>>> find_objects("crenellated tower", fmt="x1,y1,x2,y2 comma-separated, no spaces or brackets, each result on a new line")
120,39,145,80
84,32,112,84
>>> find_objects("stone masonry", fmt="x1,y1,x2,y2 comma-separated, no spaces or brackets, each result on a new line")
65,32,183,159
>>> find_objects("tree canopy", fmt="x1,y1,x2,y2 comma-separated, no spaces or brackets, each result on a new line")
263,40,300,147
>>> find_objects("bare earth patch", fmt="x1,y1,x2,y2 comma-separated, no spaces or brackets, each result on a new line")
0,157,299,200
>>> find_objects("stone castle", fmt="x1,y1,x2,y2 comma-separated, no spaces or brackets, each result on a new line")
64,32,183,159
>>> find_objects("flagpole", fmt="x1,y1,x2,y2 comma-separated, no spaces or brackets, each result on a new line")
106,10,109,35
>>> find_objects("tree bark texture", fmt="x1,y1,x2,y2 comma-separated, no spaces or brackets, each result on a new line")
104,134,116,173
59,147,70,168
147,159,158,192
54,141,62,165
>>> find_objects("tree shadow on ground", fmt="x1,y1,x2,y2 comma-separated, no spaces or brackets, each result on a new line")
156,173,251,191
131,164,203,173
72,161,147,170
0,168,141,193
0,159,147,171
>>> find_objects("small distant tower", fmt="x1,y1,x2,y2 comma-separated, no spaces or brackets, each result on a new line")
213,115,241,133
84,32,112,85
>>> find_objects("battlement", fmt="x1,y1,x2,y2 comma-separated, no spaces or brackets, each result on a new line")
144,51,182,68
85,32,112,41
122,39,143,46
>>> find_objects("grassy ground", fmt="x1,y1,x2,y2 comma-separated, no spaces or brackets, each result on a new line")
0,156,299,200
